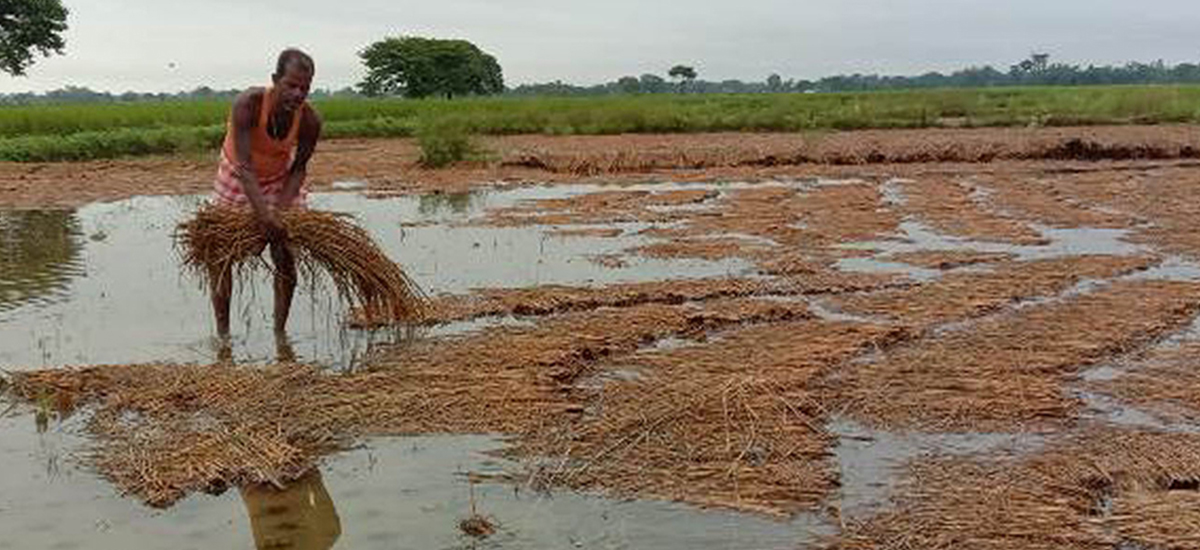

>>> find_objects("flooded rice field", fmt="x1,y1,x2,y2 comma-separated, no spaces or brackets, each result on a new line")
0,420,819,550
0,186,749,369
7,162,1200,549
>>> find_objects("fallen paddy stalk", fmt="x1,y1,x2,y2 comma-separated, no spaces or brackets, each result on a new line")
177,205,428,323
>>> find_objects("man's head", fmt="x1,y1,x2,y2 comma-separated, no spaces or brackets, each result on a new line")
271,48,314,111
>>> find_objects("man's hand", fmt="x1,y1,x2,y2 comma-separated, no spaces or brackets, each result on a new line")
256,208,287,243
278,171,302,209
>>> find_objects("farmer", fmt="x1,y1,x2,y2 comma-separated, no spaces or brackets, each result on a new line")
210,48,322,338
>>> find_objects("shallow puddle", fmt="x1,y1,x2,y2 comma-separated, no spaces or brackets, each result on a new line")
0,190,747,370
1075,315,1200,433
7,178,1200,547
830,417,1049,519
845,220,1144,259
835,220,1152,280
0,210,86,314
0,410,828,550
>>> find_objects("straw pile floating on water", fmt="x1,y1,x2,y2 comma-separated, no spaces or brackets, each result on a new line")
512,319,907,516
176,204,427,324
832,279,1200,431
832,255,1159,329
832,428,1200,550
1090,340,1200,423
1112,491,1200,549
10,362,353,506
517,374,839,517
6,297,815,507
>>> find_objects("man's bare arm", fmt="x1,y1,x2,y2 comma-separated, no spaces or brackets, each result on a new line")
279,105,322,208
230,89,285,241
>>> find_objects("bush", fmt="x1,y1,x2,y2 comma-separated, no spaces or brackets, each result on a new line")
415,118,478,168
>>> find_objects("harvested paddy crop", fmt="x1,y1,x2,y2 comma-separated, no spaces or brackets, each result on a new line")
9,297,814,506
1090,340,1200,423
832,428,1200,550
686,183,900,252
513,320,907,515
831,279,1200,431
482,188,714,227
177,205,427,324
402,276,899,326
546,227,624,238
10,362,350,507
898,177,1046,244
1111,491,1200,550
632,237,772,261
982,173,1141,229
831,255,1158,329
884,250,1015,269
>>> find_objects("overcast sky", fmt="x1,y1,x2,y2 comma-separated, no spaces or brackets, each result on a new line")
1,0,1197,93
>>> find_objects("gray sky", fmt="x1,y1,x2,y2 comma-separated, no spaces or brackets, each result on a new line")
2,0,1197,93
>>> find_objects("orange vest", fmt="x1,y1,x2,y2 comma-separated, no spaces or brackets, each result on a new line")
221,88,304,185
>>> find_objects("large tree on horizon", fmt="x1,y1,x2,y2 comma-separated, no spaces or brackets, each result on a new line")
358,36,503,99
668,64,697,92
0,0,69,76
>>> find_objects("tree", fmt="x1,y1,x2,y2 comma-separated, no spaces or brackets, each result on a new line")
638,73,667,93
616,75,640,94
358,36,503,98
0,0,69,76
1030,53,1050,73
668,64,697,92
766,73,783,92
1011,52,1053,81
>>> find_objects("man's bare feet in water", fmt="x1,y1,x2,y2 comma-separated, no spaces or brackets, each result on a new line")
275,331,297,364
215,335,234,364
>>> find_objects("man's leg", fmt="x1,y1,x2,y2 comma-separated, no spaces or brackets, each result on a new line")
274,331,297,363
270,241,297,334
210,263,233,338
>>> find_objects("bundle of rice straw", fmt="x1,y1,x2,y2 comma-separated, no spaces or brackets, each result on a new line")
177,204,427,324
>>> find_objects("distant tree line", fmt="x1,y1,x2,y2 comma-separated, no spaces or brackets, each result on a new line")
510,54,1200,95
0,85,363,105
7,53,1200,105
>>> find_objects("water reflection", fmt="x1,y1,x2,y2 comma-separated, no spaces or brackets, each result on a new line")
418,191,477,216
0,209,84,312
240,471,342,550
1,193,747,370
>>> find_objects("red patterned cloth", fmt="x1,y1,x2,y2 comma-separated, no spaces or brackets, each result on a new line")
212,148,306,207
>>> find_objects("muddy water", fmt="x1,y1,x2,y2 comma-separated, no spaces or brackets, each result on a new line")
0,188,748,370
0,210,85,314
0,184,832,549
0,409,825,550
831,417,1049,519
836,220,1151,280
7,181,1195,548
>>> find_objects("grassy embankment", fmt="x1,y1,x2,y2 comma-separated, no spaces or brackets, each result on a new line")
0,85,1197,162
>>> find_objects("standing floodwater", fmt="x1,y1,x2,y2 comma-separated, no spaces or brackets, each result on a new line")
0,188,748,370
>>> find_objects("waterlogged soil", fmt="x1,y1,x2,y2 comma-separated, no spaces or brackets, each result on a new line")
0,417,821,550
2,125,1200,208
6,132,1200,548
0,188,746,369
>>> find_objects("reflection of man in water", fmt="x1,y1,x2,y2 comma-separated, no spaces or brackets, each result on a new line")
240,470,341,550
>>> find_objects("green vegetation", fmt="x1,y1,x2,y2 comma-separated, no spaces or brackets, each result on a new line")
358,36,504,99
0,0,69,76
668,65,698,92
415,118,481,168
1,85,1199,162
